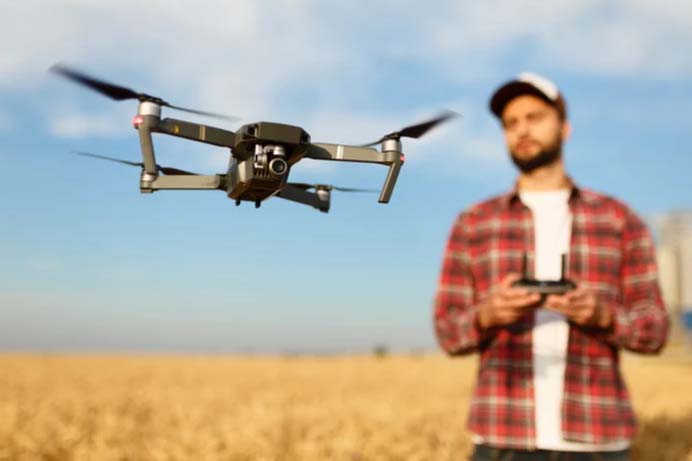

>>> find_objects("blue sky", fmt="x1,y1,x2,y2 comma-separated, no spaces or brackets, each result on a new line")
1,1,691,353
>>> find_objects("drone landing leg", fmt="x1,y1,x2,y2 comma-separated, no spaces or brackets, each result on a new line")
305,142,403,204
137,116,160,176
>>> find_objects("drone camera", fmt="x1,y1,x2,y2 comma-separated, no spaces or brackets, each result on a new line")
253,145,288,176
269,157,288,176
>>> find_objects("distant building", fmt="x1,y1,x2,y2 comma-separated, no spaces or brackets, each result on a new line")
654,211,692,337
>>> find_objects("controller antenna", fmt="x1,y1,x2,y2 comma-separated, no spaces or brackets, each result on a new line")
522,252,528,280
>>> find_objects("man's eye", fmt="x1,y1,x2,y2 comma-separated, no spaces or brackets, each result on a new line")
528,112,545,122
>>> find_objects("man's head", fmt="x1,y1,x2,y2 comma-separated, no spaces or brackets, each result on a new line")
489,73,570,174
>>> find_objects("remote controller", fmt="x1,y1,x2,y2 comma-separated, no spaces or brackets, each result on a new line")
512,253,576,295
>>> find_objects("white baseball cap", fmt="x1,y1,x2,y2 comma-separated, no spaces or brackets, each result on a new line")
490,72,566,119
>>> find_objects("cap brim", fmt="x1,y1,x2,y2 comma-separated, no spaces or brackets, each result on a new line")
490,81,554,118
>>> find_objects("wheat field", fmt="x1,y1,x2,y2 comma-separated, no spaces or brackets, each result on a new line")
1,348,691,460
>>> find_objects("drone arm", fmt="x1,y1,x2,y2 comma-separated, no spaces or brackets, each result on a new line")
134,102,235,185
141,174,226,192
276,185,329,213
305,143,399,164
155,118,235,148
306,142,404,203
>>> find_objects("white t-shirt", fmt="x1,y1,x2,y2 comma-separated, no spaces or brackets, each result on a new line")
519,189,628,452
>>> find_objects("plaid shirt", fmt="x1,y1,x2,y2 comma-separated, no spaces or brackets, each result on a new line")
433,183,669,450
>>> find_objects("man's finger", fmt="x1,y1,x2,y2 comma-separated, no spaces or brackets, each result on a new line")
545,294,569,309
566,287,588,301
503,294,541,310
544,303,575,318
568,301,597,315
501,286,533,299
500,273,523,289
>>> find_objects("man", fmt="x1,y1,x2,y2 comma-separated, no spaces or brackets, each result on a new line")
433,73,669,461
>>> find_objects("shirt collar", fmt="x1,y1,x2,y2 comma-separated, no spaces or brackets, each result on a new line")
500,176,600,209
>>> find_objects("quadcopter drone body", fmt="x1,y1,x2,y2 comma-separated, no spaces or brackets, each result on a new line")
53,64,455,213
135,103,402,212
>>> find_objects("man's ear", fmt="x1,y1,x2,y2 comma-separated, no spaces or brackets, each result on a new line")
561,120,571,142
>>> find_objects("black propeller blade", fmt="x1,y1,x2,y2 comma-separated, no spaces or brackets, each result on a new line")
51,64,238,121
72,151,197,175
157,166,198,176
288,182,378,193
361,110,459,147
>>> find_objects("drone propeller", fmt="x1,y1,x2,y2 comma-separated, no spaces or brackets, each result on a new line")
72,151,197,175
51,64,238,121
288,182,378,193
360,110,458,147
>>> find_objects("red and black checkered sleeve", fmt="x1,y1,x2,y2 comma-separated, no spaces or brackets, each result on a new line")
604,208,669,353
433,212,492,355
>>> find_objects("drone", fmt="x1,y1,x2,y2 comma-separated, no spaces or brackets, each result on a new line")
51,64,457,213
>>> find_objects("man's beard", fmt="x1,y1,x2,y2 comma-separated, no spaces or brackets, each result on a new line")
510,138,562,174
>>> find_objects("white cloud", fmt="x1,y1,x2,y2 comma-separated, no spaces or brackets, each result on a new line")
49,112,123,138
532,2,692,78
4,1,689,92
343,0,692,82
2,0,691,167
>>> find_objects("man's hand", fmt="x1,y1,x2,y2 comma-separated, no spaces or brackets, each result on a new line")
476,273,541,329
545,285,613,329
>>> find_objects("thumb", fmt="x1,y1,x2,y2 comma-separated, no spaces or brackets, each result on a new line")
501,273,522,288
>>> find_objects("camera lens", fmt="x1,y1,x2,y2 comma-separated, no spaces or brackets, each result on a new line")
269,158,288,176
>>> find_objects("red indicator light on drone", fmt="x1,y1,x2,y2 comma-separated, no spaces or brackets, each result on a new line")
132,115,144,127
400,154,406,163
